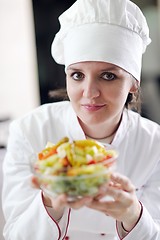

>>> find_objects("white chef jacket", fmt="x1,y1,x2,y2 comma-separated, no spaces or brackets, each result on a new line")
2,101,160,240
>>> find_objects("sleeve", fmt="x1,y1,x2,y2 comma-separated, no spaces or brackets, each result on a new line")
116,160,160,240
2,121,70,240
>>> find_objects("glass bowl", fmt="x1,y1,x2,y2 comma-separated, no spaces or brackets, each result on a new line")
31,138,118,201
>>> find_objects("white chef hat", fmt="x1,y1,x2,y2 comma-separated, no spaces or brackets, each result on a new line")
51,0,151,81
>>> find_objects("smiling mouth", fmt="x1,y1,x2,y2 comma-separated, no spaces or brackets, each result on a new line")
81,104,106,111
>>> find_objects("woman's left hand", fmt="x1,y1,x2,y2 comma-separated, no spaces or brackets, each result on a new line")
86,172,141,232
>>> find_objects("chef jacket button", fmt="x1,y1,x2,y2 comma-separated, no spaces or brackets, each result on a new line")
64,236,69,240
100,233,106,236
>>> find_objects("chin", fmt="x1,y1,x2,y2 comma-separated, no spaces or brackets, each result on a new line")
80,115,108,126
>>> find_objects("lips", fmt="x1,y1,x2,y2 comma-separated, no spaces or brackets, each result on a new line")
81,104,106,111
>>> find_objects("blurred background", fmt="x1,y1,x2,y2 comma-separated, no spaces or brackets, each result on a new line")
0,0,160,239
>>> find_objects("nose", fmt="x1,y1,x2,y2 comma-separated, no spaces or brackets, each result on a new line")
83,78,100,99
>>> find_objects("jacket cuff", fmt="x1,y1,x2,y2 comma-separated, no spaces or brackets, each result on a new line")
41,191,71,240
116,201,143,239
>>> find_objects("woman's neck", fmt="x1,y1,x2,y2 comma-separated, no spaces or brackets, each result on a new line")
85,125,117,140
79,114,122,143
79,116,121,142
85,131,116,144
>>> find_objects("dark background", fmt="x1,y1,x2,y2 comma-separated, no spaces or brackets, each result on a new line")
32,0,75,104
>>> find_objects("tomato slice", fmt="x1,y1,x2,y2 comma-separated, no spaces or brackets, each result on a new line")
87,160,96,165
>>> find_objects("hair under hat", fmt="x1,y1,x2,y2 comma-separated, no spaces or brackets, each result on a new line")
51,0,151,81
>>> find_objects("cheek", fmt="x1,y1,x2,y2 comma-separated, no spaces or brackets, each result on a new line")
106,84,130,103
66,79,79,100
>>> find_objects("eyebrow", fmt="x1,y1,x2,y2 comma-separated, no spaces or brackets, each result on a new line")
67,66,121,72
100,67,120,72
67,67,82,71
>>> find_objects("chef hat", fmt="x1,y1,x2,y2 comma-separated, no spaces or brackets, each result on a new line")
51,0,151,81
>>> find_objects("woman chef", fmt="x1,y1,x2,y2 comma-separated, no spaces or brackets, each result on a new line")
2,0,160,239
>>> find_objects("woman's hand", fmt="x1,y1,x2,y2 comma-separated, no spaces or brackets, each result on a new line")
31,173,141,231
31,176,92,218
31,175,67,219
86,172,141,232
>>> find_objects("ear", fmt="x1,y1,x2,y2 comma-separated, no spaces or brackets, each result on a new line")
130,80,139,93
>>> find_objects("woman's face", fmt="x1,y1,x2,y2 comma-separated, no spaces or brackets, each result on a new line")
66,61,137,126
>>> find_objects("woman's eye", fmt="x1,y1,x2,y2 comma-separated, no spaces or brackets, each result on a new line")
101,72,116,81
71,72,84,81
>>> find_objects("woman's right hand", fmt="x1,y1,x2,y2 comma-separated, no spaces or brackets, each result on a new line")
31,175,92,217
31,175,66,219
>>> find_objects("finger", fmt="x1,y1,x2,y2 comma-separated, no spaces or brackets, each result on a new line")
31,176,40,188
86,198,116,214
67,197,92,209
109,181,122,189
110,173,135,192
87,190,132,212
95,180,123,200
95,186,123,202
104,187,131,202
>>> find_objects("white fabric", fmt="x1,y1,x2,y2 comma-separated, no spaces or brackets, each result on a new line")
51,0,151,81
2,101,160,240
